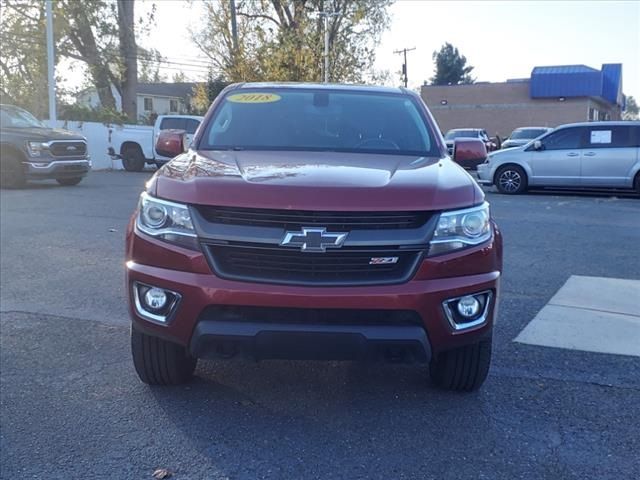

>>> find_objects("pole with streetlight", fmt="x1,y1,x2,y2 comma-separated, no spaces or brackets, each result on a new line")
45,0,56,122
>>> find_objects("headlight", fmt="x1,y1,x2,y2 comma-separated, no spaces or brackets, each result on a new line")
27,141,48,157
428,202,491,256
136,192,198,249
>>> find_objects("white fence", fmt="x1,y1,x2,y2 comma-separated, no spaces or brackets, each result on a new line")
44,119,146,170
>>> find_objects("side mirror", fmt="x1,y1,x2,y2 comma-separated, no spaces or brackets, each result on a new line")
452,138,488,170
533,140,543,151
156,129,188,158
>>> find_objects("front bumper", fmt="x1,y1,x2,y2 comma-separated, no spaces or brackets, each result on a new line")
126,225,502,361
24,159,91,179
476,163,493,185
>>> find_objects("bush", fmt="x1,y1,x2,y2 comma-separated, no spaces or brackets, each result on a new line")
59,104,130,125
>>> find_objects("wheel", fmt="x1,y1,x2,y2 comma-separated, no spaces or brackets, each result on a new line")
121,146,146,172
429,338,492,391
495,165,527,194
634,173,640,195
56,177,83,186
131,328,197,385
0,151,26,188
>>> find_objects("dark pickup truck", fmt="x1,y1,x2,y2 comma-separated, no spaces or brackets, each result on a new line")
127,83,502,392
0,104,91,188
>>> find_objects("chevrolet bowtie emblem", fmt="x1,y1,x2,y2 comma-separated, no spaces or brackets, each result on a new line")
280,227,348,252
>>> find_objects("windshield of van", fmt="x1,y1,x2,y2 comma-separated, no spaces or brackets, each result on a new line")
199,89,438,156
0,106,45,128
510,128,548,140
444,130,479,140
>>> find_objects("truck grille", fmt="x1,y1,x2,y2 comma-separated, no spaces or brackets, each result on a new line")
196,206,429,230
49,141,87,157
203,243,424,286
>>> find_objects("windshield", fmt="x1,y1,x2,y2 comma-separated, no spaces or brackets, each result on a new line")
510,128,548,140
444,130,479,140
0,106,45,128
199,89,438,156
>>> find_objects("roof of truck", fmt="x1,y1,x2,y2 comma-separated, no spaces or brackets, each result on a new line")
234,82,406,95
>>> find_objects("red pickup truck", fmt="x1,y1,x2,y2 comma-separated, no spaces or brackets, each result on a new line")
127,84,502,391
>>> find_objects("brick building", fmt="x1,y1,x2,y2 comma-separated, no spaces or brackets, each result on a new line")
421,64,625,138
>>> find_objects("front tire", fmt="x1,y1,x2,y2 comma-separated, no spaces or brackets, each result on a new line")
495,165,527,194
121,146,146,172
634,173,640,195
56,177,83,186
429,338,492,391
0,152,26,189
131,328,197,385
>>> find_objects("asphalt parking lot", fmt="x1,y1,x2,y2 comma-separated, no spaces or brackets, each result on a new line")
1,172,639,480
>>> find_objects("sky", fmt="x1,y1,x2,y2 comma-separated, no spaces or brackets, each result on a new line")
136,0,640,99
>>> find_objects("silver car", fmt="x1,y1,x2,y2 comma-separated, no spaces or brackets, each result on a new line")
477,121,640,194
502,127,552,149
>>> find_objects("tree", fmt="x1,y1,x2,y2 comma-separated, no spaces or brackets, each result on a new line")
430,42,475,86
190,71,230,115
623,95,639,120
0,0,153,122
191,0,392,83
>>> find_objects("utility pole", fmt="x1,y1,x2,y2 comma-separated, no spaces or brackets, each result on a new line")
45,0,56,122
393,47,416,88
318,11,340,83
229,0,238,54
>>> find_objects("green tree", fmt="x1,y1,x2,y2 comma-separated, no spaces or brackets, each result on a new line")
191,0,392,83
622,95,639,120
430,42,475,86
190,71,229,115
0,0,154,122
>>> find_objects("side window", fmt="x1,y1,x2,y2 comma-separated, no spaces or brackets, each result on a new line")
541,128,583,150
587,126,633,149
143,97,153,111
185,119,200,135
159,117,185,130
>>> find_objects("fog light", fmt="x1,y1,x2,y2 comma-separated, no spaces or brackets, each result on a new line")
457,295,481,318
143,288,168,311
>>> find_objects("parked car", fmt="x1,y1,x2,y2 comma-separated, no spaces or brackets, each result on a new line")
502,127,553,149
108,114,203,171
0,104,91,188
126,83,503,392
477,121,640,194
444,128,496,156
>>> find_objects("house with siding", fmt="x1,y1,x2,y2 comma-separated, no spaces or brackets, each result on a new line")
76,82,197,121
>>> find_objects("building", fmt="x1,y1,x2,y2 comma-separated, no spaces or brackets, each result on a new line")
421,64,625,138
77,82,197,121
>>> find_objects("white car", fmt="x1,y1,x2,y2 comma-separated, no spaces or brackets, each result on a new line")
477,121,640,194
108,114,203,171
501,127,552,149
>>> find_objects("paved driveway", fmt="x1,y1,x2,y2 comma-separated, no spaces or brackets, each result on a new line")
1,172,639,479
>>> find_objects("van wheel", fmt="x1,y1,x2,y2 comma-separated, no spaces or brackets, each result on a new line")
495,165,527,194
121,146,146,172
634,173,640,195
56,177,83,186
131,328,197,385
0,152,26,188
429,338,492,391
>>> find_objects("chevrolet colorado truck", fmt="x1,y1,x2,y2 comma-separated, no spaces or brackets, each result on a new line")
0,104,90,188
126,83,503,391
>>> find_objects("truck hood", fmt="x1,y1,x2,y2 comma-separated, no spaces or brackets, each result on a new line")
0,126,86,142
151,150,482,211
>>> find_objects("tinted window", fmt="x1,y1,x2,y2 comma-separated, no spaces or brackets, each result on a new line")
201,89,438,156
586,126,636,148
0,106,44,128
510,128,548,140
185,119,200,134
445,130,479,140
541,128,583,150
160,117,186,130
